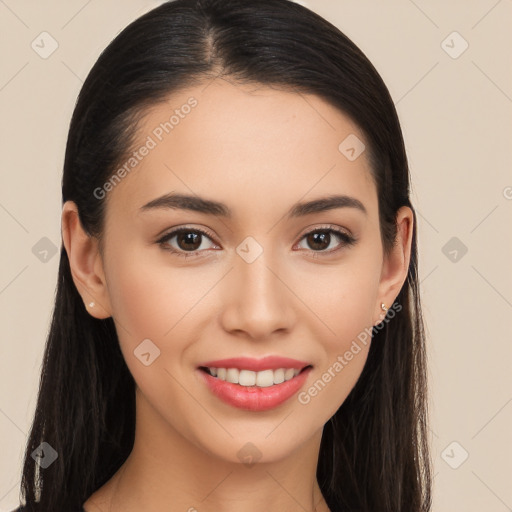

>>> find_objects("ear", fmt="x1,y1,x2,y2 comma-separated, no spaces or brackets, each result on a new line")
374,205,414,325
61,200,112,319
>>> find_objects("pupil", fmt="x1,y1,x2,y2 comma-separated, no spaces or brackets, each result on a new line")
309,231,329,250
178,232,201,251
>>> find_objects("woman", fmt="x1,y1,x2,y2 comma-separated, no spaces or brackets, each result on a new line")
15,0,431,510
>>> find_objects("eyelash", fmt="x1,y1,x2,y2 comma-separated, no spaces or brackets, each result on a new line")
156,225,357,259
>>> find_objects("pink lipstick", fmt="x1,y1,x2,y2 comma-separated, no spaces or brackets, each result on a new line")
196,356,312,411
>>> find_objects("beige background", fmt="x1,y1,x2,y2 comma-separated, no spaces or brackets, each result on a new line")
1,1,511,510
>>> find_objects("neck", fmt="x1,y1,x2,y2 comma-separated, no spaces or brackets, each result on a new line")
84,388,331,512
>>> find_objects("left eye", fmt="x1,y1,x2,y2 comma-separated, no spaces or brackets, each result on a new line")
295,227,357,254
157,226,357,258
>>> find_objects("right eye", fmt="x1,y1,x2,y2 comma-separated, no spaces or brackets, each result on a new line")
156,227,219,258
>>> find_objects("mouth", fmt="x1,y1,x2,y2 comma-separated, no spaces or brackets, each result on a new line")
197,363,314,411
198,364,313,388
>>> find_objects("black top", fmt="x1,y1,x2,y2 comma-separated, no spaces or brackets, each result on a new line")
12,507,85,512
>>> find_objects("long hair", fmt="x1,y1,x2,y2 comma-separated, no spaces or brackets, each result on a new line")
19,1,431,510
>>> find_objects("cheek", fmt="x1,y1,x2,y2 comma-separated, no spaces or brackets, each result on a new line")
298,263,378,343
105,249,207,337
297,275,375,418
108,267,168,337
104,251,220,383
300,341,370,425
290,263,377,417
104,255,200,407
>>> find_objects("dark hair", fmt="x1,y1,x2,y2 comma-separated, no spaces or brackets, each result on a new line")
19,0,431,510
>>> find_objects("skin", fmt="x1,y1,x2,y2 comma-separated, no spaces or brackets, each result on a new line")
62,78,413,512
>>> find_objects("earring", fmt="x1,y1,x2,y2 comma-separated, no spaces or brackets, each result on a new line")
374,303,388,326
88,302,95,308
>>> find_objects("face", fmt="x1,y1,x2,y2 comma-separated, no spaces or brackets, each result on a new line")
68,78,410,466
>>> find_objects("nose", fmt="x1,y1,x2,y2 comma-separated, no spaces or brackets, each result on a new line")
219,252,296,341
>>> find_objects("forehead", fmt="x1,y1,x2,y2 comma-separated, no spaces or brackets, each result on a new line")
105,78,377,223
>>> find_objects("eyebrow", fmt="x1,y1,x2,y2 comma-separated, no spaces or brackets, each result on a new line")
139,192,367,218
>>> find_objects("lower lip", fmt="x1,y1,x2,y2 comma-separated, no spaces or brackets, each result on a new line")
197,367,312,412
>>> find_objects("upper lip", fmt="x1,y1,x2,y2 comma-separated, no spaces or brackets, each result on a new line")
198,356,312,372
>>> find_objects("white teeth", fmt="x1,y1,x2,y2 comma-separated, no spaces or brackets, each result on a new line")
226,368,239,384
273,368,285,384
207,367,305,387
239,369,256,386
256,369,274,387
